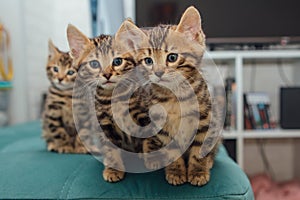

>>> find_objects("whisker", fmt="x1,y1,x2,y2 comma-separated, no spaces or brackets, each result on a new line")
73,79,99,98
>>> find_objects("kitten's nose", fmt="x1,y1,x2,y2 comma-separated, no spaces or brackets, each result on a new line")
103,73,112,80
154,71,164,78
58,78,63,82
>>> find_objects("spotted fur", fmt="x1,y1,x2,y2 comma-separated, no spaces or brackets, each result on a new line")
117,7,222,186
42,40,87,154
67,6,222,185
67,25,152,182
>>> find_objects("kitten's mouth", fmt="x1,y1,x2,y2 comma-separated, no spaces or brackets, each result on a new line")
101,81,117,90
155,78,170,83
54,83,73,90
103,81,116,85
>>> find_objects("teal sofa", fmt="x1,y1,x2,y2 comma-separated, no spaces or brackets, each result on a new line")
0,121,254,199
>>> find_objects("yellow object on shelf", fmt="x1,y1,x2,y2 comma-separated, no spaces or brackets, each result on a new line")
0,23,13,81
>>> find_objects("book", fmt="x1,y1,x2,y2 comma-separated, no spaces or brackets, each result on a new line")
257,103,271,129
244,94,254,129
244,92,272,130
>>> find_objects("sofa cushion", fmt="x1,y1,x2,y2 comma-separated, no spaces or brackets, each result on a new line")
0,121,254,199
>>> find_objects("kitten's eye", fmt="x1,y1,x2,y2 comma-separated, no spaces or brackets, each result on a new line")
144,57,153,66
89,60,101,69
53,66,59,72
112,57,123,66
167,53,178,63
67,70,75,76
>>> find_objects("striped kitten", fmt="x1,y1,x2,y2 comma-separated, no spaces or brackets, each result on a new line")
67,24,150,182
118,7,222,186
42,40,87,154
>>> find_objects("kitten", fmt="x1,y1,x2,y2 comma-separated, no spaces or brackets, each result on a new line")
117,6,222,186
67,24,151,182
42,40,87,154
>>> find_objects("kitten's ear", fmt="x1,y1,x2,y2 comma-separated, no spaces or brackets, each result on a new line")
115,20,147,50
125,18,134,24
48,39,59,60
67,24,90,60
176,6,204,42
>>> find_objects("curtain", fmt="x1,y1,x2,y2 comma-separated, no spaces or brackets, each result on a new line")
91,0,125,36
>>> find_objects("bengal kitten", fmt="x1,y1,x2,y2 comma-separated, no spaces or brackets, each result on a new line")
42,40,87,154
67,24,151,182
117,7,222,186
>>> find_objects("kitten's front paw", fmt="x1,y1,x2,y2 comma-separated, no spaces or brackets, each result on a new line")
47,143,74,153
144,155,165,170
188,171,210,186
57,146,75,153
47,143,56,152
103,167,125,182
144,159,161,170
74,146,88,154
166,172,187,185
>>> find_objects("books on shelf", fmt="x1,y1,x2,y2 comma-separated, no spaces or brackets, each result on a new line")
224,77,274,131
244,92,273,130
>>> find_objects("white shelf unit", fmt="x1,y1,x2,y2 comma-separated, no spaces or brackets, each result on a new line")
206,50,300,169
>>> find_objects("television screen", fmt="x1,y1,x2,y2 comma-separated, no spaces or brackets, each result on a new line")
136,0,300,45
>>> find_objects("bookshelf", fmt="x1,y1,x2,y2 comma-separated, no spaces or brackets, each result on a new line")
205,50,300,170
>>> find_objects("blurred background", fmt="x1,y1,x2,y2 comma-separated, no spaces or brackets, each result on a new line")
1,0,300,125
0,0,135,125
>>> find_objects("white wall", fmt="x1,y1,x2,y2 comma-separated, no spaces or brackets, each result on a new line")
25,0,92,120
123,0,136,22
0,0,28,124
295,139,300,179
97,0,135,35
0,0,92,124
244,139,295,181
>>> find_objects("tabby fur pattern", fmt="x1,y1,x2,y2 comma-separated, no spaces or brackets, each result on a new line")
67,6,222,186
67,25,151,182
42,40,87,154
116,6,222,186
